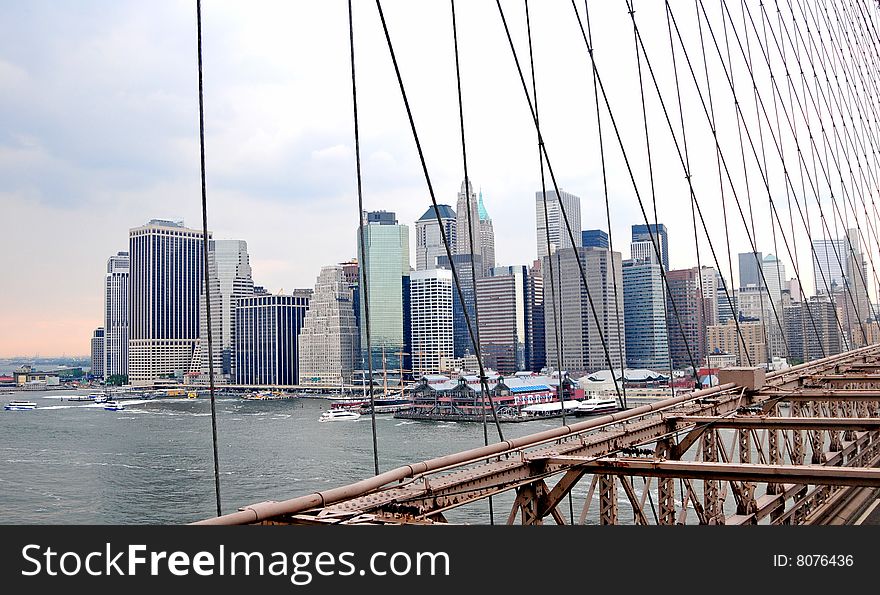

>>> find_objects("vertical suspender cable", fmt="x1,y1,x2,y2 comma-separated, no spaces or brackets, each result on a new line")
195,0,222,517
449,0,495,524
348,0,380,476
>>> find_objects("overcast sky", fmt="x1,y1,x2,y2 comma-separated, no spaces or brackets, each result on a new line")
2,0,878,357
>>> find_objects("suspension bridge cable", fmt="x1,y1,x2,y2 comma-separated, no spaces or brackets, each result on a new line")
195,0,222,518
448,0,495,525
347,0,380,476
374,0,505,442
494,0,625,403
524,0,569,423
584,0,628,409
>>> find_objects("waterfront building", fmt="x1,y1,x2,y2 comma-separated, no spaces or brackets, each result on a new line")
415,204,456,271
298,265,359,386
536,189,582,260
622,257,669,371
91,327,105,378
409,269,454,377
632,223,668,271
103,251,129,380
358,211,411,373
476,266,531,374
128,219,207,386
235,291,311,385
543,247,625,375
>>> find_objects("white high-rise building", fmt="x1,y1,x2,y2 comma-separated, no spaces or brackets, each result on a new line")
410,269,454,377
103,251,129,380
536,189,582,260
415,204,456,270
128,219,208,386
298,265,360,385
193,240,254,380
762,254,786,304
456,179,480,258
813,238,847,295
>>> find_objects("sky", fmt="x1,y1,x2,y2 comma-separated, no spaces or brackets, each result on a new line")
2,0,879,357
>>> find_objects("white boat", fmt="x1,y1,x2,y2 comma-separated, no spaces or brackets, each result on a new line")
573,396,619,416
103,400,125,411
319,409,361,422
4,400,37,411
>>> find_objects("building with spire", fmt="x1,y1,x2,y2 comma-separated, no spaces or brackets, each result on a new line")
477,190,495,274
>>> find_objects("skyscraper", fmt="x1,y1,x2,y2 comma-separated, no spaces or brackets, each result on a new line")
536,189,582,260
845,228,871,327
528,260,546,372
103,251,129,380
235,291,311,385
738,251,764,289
128,220,207,386
761,254,785,304
477,266,531,374
622,258,669,370
437,253,482,358
415,204,456,271
456,179,480,258
632,224,669,271
812,239,846,295
582,229,610,249
298,266,359,386
478,191,495,274
91,327,105,379
358,211,410,373
543,247,625,374
409,269,454,377
666,268,706,370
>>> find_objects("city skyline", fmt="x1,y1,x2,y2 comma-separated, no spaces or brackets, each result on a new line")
4,1,877,357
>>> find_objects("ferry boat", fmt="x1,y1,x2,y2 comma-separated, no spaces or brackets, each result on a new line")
319,409,361,422
330,396,410,414
573,396,619,416
103,400,125,411
67,395,94,402
4,400,37,411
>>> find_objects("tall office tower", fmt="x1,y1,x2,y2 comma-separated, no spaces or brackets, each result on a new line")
415,204,456,271
456,179,481,258
437,253,482,358
738,252,764,289
476,266,531,374
477,191,495,274
357,211,410,373
630,239,659,265
761,254,785,304
788,296,842,362
339,258,361,358
409,269,454,377
812,239,847,295
787,278,802,302
91,328,105,378
103,251,129,380
583,229,610,249
738,284,784,361
632,223,669,271
717,273,736,324
528,260,546,372
298,266,359,386
213,240,254,376
845,228,871,327
536,189,582,260
235,291,311,385
666,268,707,370
128,219,207,386
543,247,625,374
699,266,719,327
707,319,767,366
192,243,223,380
622,258,669,371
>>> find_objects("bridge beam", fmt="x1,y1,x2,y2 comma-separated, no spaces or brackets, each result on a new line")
669,416,880,430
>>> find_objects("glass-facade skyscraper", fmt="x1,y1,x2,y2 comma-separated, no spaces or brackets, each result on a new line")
437,253,482,359
622,258,669,371
632,224,668,271
357,211,411,373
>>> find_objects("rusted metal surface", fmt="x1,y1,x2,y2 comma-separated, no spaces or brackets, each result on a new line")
194,344,880,526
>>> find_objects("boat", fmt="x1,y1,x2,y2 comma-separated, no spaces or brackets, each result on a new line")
573,396,619,416
103,400,125,411
4,400,37,411
319,409,361,422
